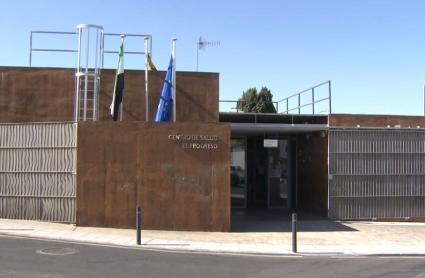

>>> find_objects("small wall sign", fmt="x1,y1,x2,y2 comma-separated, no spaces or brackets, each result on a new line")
263,139,278,148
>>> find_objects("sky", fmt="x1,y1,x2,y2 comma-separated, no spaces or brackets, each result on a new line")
1,0,425,115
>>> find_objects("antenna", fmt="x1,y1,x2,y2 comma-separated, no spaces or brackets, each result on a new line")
196,36,220,71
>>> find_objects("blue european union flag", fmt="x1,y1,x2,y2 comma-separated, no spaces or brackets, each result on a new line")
154,57,174,122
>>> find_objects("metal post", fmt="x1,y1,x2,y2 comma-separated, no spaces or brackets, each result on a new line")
328,80,332,114
149,36,153,58
29,32,33,67
75,28,82,122
101,33,105,68
423,82,425,116
292,213,297,253
312,88,315,115
97,30,104,121
93,29,99,121
144,37,149,122
100,30,104,70
136,206,141,245
295,142,299,210
298,94,301,114
196,43,199,71
119,35,125,121
172,38,177,122
97,29,104,120
83,28,90,121
286,99,289,114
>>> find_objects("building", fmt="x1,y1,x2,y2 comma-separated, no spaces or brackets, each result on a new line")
1,64,425,232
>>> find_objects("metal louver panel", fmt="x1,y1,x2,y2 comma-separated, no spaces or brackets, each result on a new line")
329,129,425,219
0,123,77,223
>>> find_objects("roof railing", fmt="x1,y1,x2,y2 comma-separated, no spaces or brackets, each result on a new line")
219,81,332,115
29,30,152,68
276,80,332,114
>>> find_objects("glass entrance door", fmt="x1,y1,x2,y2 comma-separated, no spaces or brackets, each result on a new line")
267,139,291,208
231,138,247,208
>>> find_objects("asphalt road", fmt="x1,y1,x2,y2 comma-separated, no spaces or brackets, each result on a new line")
1,235,425,278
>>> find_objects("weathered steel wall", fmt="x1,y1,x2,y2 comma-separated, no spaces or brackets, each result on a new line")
297,132,328,215
0,67,219,123
76,122,230,232
329,129,425,219
0,123,76,222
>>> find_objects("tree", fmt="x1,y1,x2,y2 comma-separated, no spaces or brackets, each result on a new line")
236,86,276,113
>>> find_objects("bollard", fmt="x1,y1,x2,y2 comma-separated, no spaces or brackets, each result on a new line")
292,213,297,253
136,206,141,245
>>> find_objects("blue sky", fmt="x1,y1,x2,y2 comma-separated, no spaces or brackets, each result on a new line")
1,0,425,115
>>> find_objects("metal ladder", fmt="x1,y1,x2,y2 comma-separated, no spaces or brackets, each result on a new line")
76,73,100,121
74,24,104,122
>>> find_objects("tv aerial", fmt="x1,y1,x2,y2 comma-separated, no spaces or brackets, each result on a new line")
196,36,220,71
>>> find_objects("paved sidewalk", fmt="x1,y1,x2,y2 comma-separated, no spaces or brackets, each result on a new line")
1,218,425,256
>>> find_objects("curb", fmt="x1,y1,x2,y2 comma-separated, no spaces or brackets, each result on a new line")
2,231,425,258
0,231,303,257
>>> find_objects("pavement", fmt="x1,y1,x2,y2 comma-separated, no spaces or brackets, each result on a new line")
4,236,425,278
1,218,425,256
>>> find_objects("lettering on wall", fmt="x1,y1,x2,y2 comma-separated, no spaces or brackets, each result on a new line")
168,134,219,150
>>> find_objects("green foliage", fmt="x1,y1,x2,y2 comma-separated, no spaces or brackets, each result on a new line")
236,86,277,113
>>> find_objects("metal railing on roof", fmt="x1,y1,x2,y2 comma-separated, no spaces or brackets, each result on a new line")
276,80,332,114
219,81,332,115
29,30,152,68
29,31,78,66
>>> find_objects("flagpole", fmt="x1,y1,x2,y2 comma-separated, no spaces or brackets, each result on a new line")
172,38,177,122
144,37,149,122
75,27,82,122
119,35,125,121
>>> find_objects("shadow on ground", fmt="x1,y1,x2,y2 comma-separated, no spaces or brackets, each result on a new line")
231,208,358,232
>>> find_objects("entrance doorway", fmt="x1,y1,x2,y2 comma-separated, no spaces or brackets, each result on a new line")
230,136,296,209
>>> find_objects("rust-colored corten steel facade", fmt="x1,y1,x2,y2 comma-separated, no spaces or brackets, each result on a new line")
77,122,230,231
0,66,230,231
0,67,74,122
0,66,218,123
3,66,425,228
297,132,328,215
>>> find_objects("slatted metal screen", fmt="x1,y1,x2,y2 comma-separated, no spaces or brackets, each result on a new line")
329,129,425,219
0,123,77,223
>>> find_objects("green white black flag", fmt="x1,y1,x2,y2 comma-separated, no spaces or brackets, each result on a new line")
110,41,124,121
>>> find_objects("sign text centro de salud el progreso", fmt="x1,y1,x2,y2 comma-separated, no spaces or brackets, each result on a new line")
168,134,219,150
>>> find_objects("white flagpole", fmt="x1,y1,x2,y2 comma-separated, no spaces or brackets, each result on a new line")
144,37,149,122
119,35,125,121
172,38,177,122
